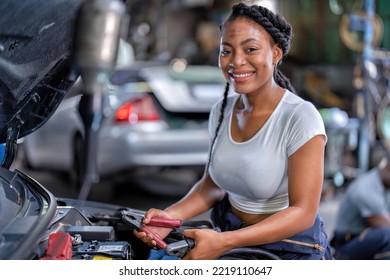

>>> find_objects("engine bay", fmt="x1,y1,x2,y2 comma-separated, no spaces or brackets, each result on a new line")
37,201,213,260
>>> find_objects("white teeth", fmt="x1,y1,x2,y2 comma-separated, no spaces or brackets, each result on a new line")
232,73,253,78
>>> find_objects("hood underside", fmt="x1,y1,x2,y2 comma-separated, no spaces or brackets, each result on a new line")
0,0,84,143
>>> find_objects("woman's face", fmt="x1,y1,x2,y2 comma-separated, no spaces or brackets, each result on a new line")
219,17,281,95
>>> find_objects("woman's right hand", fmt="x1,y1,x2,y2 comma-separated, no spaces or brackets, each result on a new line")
133,208,174,248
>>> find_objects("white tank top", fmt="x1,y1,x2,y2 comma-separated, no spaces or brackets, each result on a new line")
208,90,327,214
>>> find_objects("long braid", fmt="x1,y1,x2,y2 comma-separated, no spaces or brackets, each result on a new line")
274,68,295,93
205,82,229,173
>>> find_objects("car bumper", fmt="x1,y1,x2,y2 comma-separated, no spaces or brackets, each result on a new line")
97,127,210,175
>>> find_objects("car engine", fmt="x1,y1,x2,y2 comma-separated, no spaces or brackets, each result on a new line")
36,198,212,260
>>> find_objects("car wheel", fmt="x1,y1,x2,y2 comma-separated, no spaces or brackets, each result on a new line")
68,133,83,189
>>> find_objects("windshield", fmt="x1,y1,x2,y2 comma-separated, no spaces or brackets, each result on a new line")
0,0,82,144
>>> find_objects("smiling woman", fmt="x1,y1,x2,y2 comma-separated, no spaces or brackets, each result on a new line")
133,2,333,260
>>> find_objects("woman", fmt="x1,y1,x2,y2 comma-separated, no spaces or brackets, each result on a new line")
134,2,332,260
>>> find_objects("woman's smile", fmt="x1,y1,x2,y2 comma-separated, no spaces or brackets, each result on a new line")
228,70,256,83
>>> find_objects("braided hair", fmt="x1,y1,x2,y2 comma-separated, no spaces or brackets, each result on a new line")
206,3,295,173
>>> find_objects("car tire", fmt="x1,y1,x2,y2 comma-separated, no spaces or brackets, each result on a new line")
68,133,83,189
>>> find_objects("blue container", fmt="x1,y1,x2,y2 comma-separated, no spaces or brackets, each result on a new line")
0,143,5,162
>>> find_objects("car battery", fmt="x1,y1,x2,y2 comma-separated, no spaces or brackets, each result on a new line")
72,240,131,260
66,225,115,241
66,226,131,260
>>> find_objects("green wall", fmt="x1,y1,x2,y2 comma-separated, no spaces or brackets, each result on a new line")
282,0,390,64
377,0,390,49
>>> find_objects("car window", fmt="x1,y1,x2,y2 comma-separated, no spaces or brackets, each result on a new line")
110,69,143,85
168,67,226,84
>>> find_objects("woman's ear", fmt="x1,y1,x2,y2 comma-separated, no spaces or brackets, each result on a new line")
273,45,283,65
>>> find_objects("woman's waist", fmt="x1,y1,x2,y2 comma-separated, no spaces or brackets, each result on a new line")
230,206,274,225
227,192,289,216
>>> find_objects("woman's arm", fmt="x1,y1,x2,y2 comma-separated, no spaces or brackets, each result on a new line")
183,135,326,259
227,134,325,245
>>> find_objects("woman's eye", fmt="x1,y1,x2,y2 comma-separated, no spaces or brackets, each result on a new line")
245,47,258,53
220,49,231,56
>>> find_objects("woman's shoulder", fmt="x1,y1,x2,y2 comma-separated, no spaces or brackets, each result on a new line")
283,90,311,106
278,90,325,135
281,90,320,116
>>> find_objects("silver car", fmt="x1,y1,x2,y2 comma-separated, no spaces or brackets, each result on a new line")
21,62,227,186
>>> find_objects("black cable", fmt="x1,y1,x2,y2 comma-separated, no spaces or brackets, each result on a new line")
219,247,281,260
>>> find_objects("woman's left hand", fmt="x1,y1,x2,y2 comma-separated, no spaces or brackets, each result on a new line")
181,228,230,260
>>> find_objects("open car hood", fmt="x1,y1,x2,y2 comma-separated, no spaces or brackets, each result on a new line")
0,0,83,144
